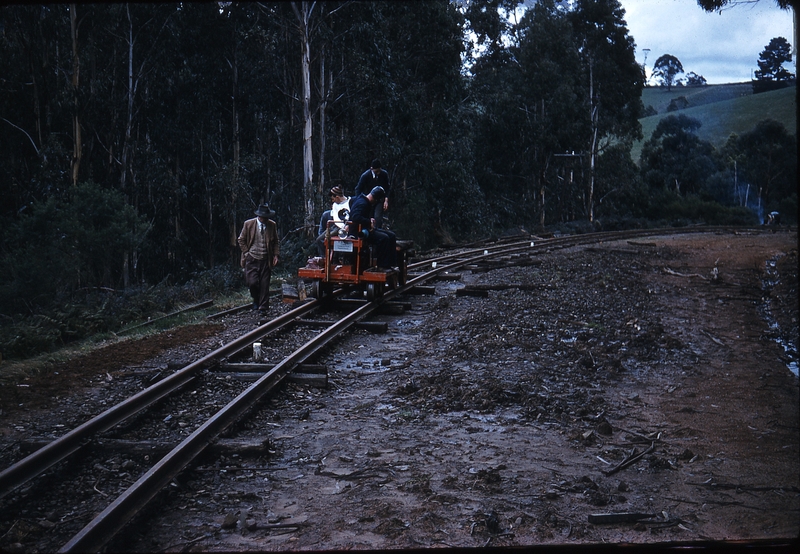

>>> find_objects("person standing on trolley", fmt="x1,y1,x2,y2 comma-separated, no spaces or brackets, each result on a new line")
355,159,390,229
347,186,396,270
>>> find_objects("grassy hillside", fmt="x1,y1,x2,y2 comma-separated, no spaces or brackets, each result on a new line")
641,83,753,114
632,84,796,162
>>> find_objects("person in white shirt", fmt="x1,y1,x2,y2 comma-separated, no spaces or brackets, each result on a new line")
315,185,350,257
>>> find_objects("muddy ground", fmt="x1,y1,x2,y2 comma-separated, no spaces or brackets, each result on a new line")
0,230,797,552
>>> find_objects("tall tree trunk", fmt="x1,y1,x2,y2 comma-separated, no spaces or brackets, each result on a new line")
229,33,240,270
70,4,82,186
587,61,597,223
318,47,327,197
121,4,135,192
292,1,316,237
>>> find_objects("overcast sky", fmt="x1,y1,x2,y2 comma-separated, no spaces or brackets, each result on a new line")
619,0,796,84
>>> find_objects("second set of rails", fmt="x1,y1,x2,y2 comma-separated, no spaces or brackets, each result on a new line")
0,226,775,552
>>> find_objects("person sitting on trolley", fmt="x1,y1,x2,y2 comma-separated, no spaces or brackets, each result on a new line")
347,185,396,270
315,185,350,257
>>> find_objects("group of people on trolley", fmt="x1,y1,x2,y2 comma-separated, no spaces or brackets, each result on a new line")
315,159,397,270
237,159,397,313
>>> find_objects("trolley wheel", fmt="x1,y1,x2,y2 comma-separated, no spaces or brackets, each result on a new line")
366,283,382,301
311,281,331,299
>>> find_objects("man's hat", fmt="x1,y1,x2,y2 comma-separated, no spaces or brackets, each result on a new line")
369,186,386,200
330,185,344,197
370,158,382,169
254,203,276,218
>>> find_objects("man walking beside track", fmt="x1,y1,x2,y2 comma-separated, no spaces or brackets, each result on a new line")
238,203,280,314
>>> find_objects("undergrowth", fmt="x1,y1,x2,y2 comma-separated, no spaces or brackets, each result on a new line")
0,265,249,362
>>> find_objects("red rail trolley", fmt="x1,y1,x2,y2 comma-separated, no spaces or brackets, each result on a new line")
298,221,414,301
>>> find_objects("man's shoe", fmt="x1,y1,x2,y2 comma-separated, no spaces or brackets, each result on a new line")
252,302,259,310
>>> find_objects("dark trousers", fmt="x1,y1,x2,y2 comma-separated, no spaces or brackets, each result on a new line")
370,228,397,268
373,202,385,229
244,255,272,311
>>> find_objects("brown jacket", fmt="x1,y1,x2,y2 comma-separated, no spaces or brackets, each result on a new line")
237,217,279,268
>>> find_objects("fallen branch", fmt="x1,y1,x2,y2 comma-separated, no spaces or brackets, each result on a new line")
118,299,213,334
701,329,725,345
688,482,800,493
614,426,663,444
663,267,707,280
588,512,657,524
602,442,655,476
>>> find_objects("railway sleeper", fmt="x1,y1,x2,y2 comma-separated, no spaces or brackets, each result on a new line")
218,371,327,387
215,362,328,388
328,298,408,314
295,319,388,333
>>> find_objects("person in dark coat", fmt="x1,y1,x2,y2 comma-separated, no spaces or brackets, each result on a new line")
237,203,280,313
348,186,396,269
355,159,390,228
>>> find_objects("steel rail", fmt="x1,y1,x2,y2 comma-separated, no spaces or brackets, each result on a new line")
0,226,759,503
0,298,323,500
10,225,782,551
407,226,763,272
60,244,514,552
60,293,384,553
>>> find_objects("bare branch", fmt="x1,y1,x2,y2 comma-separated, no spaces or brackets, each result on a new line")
1,118,40,156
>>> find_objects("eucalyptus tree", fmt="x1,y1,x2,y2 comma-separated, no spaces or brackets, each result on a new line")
639,114,717,196
697,0,794,11
372,0,478,246
0,5,75,209
725,119,797,216
568,0,644,223
468,0,564,229
497,0,585,229
652,54,683,91
311,1,476,248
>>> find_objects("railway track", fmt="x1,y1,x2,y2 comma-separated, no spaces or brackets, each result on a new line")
0,226,789,552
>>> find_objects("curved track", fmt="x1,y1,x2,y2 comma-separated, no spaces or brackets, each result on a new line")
0,226,786,552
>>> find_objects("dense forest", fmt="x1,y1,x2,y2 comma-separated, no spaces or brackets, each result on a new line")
0,1,796,357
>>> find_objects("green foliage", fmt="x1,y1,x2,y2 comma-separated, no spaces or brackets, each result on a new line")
652,54,684,91
685,72,707,86
658,195,759,226
753,36,795,94
698,0,795,11
776,194,797,225
0,181,148,313
667,96,689,112
640,114,719,195
471,0,584,231
595,144,649,219
0,2,797,363
635,85,796,162
569,0,644,140
755,36,794,82
724,118,797,212
0,264,243,360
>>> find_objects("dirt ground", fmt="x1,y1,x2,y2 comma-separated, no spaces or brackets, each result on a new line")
0,230,797,552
